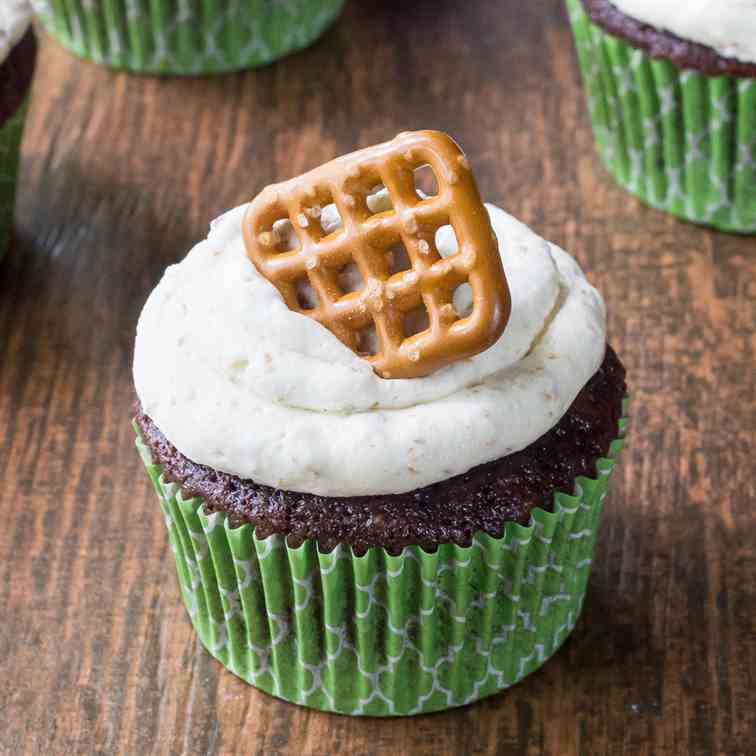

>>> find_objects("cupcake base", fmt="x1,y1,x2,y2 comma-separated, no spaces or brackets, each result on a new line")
0,30,36,257
134,401,628,716
568,0,756,234
34,0,345,75
0,101,27,256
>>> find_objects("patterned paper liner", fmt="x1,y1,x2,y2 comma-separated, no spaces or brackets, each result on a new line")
33,0,345,75
0,99,28,259
134,400,628,716
567,0,756,234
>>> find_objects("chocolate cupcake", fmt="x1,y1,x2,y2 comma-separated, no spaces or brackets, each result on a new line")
567,0,756,233
34,0,345,76
0,2,35,257
133,133,628,715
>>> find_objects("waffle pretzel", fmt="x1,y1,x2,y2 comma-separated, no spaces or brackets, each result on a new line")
243,130,511,379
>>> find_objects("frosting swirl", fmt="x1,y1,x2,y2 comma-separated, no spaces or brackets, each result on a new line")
0,1,31,65
611,0,756,64
134,203,606,496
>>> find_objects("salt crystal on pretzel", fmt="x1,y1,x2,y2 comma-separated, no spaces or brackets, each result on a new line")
243,130,511,379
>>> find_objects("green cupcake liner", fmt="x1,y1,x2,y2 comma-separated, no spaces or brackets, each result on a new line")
567,0,756,234
0,99,28,258
34,0,345,75
134,400,628,716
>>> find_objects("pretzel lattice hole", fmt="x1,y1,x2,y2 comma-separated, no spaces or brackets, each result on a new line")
414,164,439,199
366,185,393,215
337,262,364,295
295,278,319,311
317,202,343,236
452,283,474,318
387,242,412,276
356,324,379,356
403,304,431,338
267,218,300,253
435,224,459,258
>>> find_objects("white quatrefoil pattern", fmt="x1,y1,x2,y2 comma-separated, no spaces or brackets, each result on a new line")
567,0,756,234
134,401,627,716
0,101,28,257
32,0,345,75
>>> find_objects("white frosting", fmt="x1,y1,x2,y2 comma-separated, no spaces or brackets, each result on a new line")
0,1,31,66
612,0,756,64
134,203,606,497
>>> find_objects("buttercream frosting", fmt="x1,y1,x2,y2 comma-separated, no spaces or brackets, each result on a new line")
611,0,756,64
0,1,31,66
134,203,606,497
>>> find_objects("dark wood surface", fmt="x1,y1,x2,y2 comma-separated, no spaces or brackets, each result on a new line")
2,1,755,754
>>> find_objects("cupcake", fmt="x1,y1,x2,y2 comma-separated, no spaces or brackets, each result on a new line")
567,0,756,233
0,1,35,258
133,132,628,715
33,0,345,75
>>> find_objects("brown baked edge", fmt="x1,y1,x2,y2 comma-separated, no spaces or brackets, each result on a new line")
0,29,37,129
136,346,627,555
581,0,756,78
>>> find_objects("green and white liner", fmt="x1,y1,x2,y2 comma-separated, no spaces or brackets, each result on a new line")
567,0,756,234
134,400,628,716
33,0,346,75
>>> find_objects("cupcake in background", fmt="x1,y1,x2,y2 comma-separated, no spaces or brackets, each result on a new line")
33,0,345,75
0,1,35,258
567,0,756,233
132,132,629,715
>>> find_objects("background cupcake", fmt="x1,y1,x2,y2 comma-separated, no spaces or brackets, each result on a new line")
0,1,35,258
132,136,628,714
567,0,756,233
33,0,345,75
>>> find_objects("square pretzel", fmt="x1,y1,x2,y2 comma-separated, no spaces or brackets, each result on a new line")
243,130,511,379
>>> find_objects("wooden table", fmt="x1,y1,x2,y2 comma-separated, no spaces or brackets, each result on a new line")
2,1,755,753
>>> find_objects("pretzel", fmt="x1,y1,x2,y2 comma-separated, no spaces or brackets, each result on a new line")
243,130,511,379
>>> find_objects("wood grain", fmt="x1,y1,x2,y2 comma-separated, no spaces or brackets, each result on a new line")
1,1,755,754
